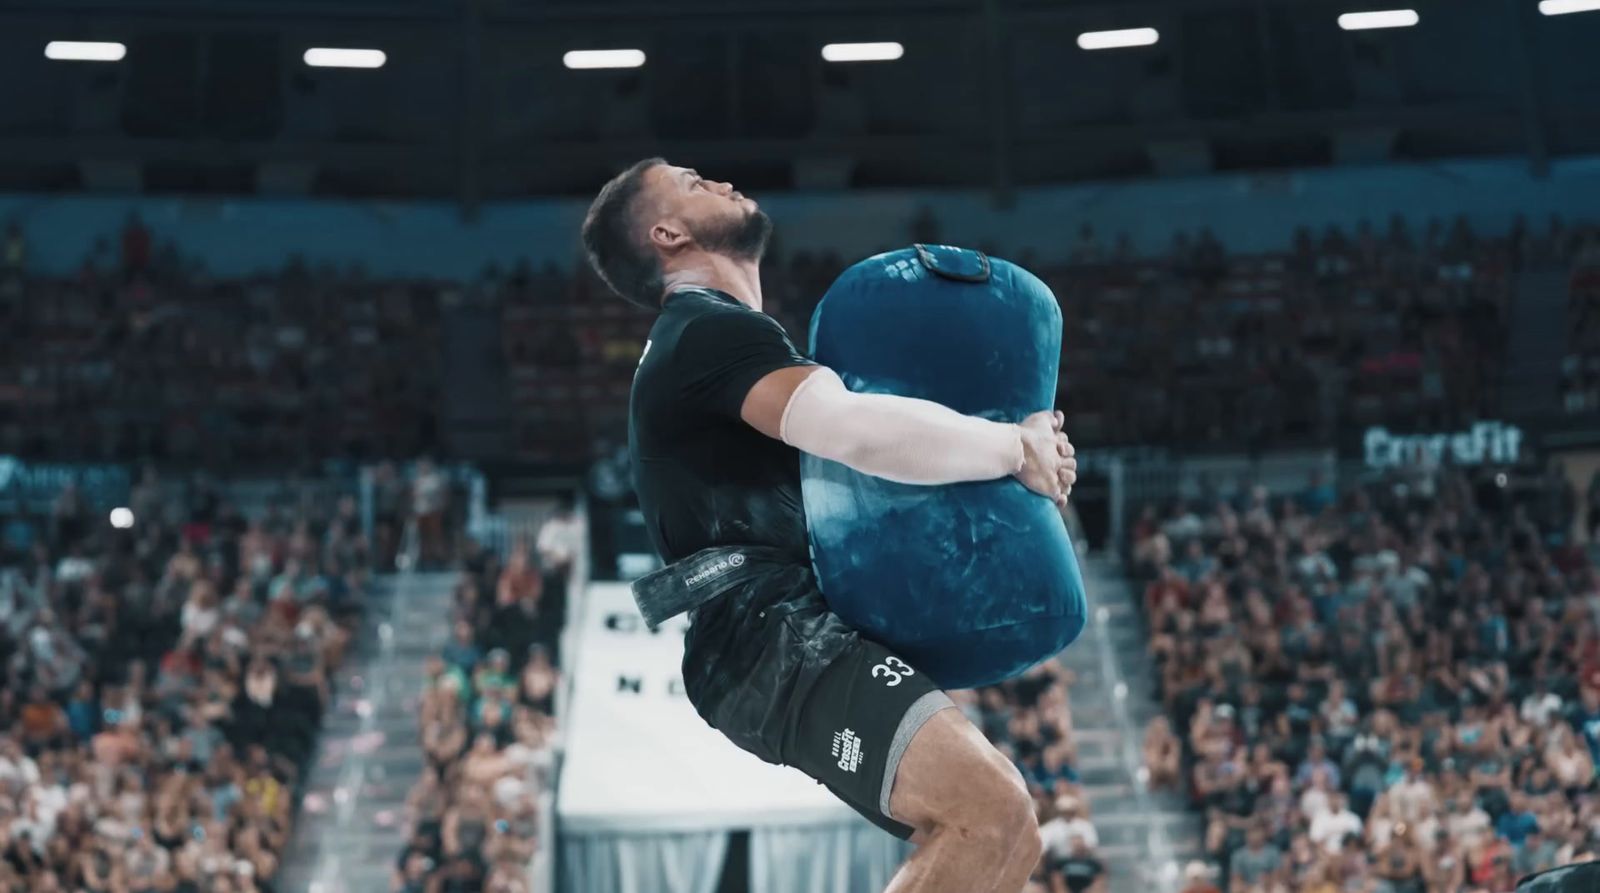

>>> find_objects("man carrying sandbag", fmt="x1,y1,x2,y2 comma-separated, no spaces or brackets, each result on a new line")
581,158,1076,893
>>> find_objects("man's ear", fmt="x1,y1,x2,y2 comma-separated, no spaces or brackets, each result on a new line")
648,219,691,253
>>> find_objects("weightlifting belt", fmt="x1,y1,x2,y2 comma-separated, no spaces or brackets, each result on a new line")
629,544,797,630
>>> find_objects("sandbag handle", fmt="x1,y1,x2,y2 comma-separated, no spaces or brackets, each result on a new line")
913,244,991,283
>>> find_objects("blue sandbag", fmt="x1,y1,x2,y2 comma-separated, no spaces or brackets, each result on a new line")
801,245,1088,690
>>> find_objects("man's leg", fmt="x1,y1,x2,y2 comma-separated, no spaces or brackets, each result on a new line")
884,707,1043,893
684,577,1041,893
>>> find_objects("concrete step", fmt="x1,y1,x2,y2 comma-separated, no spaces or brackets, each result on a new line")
1072,557,1208,888
279,570,459,893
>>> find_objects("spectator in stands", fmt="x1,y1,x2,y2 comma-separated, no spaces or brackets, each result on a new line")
518,645,558,716
442,620,482,674
475,646,517,695
396,848,434,893
1052,836,1107,893
1180,861,1222,893
1587,470,1600,544
1039,794,1097,865
120,212,151,277
2,222,23,274
421,687,469,774
413,460,449,569
1144,716,1183,791
487,553,544,663
536,496,582,646
1228,824,1282,892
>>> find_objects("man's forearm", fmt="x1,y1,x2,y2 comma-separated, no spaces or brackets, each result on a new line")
779,367,1023,485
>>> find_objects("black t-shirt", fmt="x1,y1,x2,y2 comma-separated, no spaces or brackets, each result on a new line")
1058,856,1105,893
629,287,817,565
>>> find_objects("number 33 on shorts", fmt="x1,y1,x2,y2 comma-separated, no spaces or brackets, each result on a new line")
871,656,916,687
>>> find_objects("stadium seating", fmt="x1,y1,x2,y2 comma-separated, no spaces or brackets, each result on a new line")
0,473,367,893
1128,465,1600,893
6,214,1597,471
395,530,569,893
504,216,1527,461
0,220,440,466
1563,229,1600,416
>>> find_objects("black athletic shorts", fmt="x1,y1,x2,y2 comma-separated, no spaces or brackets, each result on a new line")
680,561,953,839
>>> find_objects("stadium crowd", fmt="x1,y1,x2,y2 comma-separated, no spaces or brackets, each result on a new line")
1047,215,1516,449
0,472,369,893
394,503,579,893
0,215,441,467
500,213,1600,460
1130,462,1600,893
5,212,1599,471
1564,225,1600,417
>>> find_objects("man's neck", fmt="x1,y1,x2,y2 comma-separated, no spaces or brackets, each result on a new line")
661,254,764,312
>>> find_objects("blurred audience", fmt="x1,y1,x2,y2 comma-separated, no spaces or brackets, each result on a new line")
397,511,572,893
0,475,368,893
1563,224,1600,417
506,214,1600,459
1131,464,1600,893
0,225,441,466
1053,215,1521,449
6,213,1598,469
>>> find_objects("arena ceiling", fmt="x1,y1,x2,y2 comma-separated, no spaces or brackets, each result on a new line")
1,0,1597,210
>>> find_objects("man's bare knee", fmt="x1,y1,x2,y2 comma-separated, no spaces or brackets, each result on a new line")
889,708,1038,860
995,779,1041,852
944,761,1037,852
1011,805,1043,871
883,710,1049,893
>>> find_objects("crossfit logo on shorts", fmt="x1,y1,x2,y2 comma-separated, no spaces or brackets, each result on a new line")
831,729,864,774
683,552,744,589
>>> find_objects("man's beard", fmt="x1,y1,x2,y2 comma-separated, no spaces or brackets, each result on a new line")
692,207,772,262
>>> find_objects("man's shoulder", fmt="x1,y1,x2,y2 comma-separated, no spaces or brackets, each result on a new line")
661,287,744,323
670,289,791,334
648,291,752,355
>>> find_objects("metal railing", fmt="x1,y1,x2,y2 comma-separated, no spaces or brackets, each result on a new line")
356,461,489,549
1100,448,1339,546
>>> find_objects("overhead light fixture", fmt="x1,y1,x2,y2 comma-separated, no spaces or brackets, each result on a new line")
44,41,126,62
1337,9,1420,30
1077,28,1161,50
1540,0,1600,14
304,47,386,68
563,49,646,70
820,42,904,63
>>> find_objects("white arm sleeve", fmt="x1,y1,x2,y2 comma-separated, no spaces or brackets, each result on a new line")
778,367,1024,485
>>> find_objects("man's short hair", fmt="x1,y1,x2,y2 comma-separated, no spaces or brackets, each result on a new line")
581,157,666,310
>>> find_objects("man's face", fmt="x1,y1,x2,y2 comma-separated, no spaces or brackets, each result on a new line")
641,163,771,263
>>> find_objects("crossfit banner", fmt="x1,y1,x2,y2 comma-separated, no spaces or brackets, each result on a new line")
1362,420,1524,470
